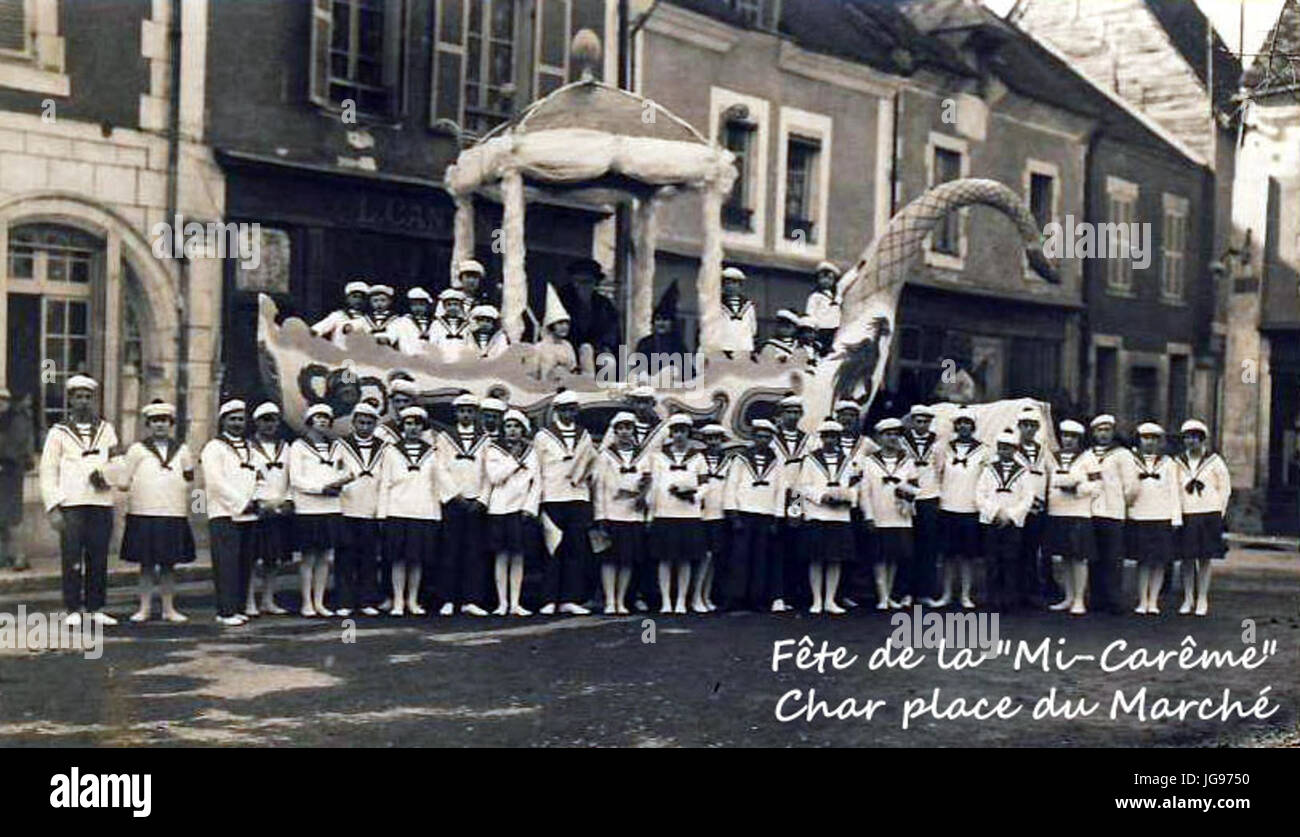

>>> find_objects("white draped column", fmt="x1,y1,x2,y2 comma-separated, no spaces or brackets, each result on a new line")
628,191,661,346
500,168,528,341
450,193,475,285
695,171,732,354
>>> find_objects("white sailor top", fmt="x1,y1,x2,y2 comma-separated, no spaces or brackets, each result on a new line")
393,313,437,356
1173,451,1231,516
715,296,757,353
798,448,860,523
805,288,841,330
535,422,593,504
1089,444,1137,521
1125,452,1184,526
310,308,368,349
650,446,706,519
597,414,668,453
337,434,388,518
39,419,119,512
482,441,541,516
723,446,786,518
939,439,988,514
435,424,487,504
472,329,511,361
858,451,919,528
758,337,799,364
1015,441,1055,509
841,433,881,468
249,438,290,507
1047,449,1101,518
902,430,943,500
199,434,260,522
699,449,733,522
431,317,472,361
288,437,345,515
533,338,577,381
377,438,441,521
975,458,1034,527
118,439,194,517
592,446,653,523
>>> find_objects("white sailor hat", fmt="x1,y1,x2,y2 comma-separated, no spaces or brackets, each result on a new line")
1090,414,1116,429
834,400,862,414
874,417,904,433
1059,419,1086,436
344,280,370,296
721,266,746,282
217,398,246,419
552,390,581,407
750,419,777,433
951,408,976,426
815,260,840,277
458,259,485,276
1136,422,1165,436
304,403,334,423
438,287,467,302
701,423,727,436
252,402,281,420
775,309,800,325
368,284,395,297
480,398,507,413
795,315,816,329
995,430,1020,446
398,405,428,423
65,374,98,392
389,379,419,397
1180,419,1208,436
610,411,637,428
628,385,656,400
469,305,499,320
407,287,432,303
817,419,844,434
909,403,935,418
503,409,530,431
141,400,176,420
778,395,804,410
667,413,693,429
452,393,480,408
1016,405,1041,424
352,402,381,419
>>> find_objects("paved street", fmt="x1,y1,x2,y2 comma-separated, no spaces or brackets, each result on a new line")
0,550,1296,748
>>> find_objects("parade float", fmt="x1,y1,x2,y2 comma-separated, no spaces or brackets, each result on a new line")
256,44,1061,447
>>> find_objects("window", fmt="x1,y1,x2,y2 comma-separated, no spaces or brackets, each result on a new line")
0,0,67,96
1007,337,1060,398
1095,345,1119,413
310,0,405,119
776,105,831,258
0,0,23,53
711,87,768,251
720,107,757,232
1161,193,1188,302
932,149,962,254
925,132,968,269
1105,176,1138,294
896,324,947,405
534,0,570,98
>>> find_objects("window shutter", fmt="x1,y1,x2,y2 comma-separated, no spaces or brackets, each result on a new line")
535,0,570,96
383,0,406,118
308,0,333,107
431,0,466,127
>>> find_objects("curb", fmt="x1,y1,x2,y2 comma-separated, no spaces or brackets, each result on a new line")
0,563,212,596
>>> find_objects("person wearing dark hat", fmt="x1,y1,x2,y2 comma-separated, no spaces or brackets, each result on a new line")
554,258,621,361
721,419,786,611
40,375,120,627
635,286,690,387
200,399,260,626
0,387,33,571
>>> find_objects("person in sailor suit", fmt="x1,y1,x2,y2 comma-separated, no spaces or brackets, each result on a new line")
289,403,354,618
394,287,437,356
937,407,987,609
1087,414,1137,614
1174,419,1230,616
469,305,511,361
1127,423,1183,615
248,402,292,616
431,288,474,362
591,412,654,614
1013,405,1058,607
798,420,861,614
334,402,388,617
902,404,943,606
795,316,822,364
1044,420,1102,614
377,379,434,447
859,418,919,609
772,394,810,612
975,431,1035,611
483,409,542,616
364,284,402,349
805,260,842,355
533,285,579,382
377,405,441,617
715,266,757,356
199,400,261,626
649,415,707,614
757,309,802,364
310,279,370,349
597,385,666,453
834,399,878,606
40,374,121,627
534,390,595,616
694,424,732,612
117,400,194,624
435,394,491,616
721,419,786,611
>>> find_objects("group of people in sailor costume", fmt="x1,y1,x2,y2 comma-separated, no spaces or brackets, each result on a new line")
721,261,846,364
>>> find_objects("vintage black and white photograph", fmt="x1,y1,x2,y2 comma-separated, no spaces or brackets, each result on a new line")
0,0,1297,783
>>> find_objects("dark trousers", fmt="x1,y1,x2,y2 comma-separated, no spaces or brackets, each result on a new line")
336,517,381,611
906,498,940,602
778,519,802,603
439,498,486,606
1091,518,1125,613
724,513,780,609
59,505,112,612
209,517,254,618
984,523,1022,610
842,510,874,602
1019,512,1051,605
541,501,593,605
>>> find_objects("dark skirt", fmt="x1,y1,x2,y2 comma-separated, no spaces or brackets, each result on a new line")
1092,517,1125,563
1180,511,1225,561
704,519,728,566
294,512,340,552
120,514,196,566
800,520,856,564
487,511,533,555
1126,520,1174,567
872,527,914,566
653,518,703,565
253,515,293,568
1044,515,1096,563
941,510,981,558
383,517,440,567
602,520,647,567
